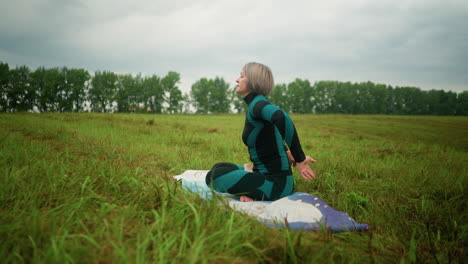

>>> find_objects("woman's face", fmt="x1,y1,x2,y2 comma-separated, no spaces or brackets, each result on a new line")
236,71,250,96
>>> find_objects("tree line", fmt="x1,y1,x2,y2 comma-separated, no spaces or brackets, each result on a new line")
0,62,186,113
1,61,467,115
269,79,468,115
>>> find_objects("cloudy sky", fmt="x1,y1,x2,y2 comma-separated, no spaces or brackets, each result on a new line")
1,0,467,93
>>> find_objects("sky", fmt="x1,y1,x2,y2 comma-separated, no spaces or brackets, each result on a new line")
1,0,467,93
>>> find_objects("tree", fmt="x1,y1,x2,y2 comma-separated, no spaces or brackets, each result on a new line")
287,78,313,113
190,77,231,114
143,75,163,113
230,86,246,113
269,83,290,112
210,77,230,113
31,67,46,112
373,83,389,114
357,82,375,114
50,68,66,112
456,91,468,115
0,62,10,112
425,89,456,115
33,67,71,112
88,71,117,112
438,90,457,115
55,67,74,112
312,81,334,113
116,74,143,113
31,67,51,112
190,78,211,114
177,93,191,113
67,68,90,112
333,82,357,114
162,71,183,114
7,65,33,112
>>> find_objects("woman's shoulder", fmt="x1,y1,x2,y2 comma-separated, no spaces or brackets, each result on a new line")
250,94,269,108
249,94,270,104
250,95,283,118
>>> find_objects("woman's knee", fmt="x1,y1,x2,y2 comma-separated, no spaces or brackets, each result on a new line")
205,162,240,185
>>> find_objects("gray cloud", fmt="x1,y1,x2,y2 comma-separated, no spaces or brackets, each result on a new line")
1,0,467,92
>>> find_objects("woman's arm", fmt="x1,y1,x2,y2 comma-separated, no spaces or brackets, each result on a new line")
288,150,317,180
253,101,305,162
253,100,317,180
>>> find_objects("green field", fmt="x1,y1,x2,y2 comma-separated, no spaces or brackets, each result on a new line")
0,113,466,263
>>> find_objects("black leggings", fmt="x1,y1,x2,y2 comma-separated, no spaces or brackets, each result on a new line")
205,162,294,201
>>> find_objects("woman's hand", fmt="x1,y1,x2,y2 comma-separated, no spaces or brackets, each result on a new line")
243,164,253,172
286,150,296,166
296,156,317,180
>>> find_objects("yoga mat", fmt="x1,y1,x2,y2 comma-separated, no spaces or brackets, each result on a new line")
174,170,369,232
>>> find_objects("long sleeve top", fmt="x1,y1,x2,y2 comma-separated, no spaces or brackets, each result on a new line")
242,93,306,175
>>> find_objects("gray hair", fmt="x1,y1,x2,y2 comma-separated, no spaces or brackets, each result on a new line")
242,62,274,96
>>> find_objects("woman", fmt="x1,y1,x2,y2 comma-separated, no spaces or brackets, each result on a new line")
205,62,316,202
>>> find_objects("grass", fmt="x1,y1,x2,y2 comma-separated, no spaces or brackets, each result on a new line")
0,113,466,263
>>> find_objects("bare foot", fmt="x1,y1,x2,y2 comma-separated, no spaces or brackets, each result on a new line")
243,164,253,172
240,195,254,202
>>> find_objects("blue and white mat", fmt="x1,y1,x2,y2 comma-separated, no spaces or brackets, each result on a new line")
174,170,369,232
